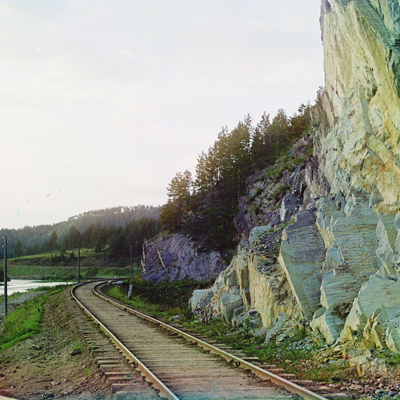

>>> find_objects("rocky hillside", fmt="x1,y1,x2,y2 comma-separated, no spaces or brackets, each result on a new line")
188,0,400,377
141,233,226,282
141,135,314,283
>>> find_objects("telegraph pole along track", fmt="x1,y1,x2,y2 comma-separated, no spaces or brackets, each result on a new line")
72,281,335,400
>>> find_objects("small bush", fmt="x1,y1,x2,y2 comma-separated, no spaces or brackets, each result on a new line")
254,174,265,182
270,185,291,203
85,267,98,278
251,204,261,216
222,249,235,266
122,277,214,308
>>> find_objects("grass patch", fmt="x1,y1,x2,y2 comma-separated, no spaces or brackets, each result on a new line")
181,318,356,383
104,277,213,320
270,185,291,203
265,154,307,183
0,285,67,351
250,204,262,216
7,250,142,281
122,276,212,309
105,285,182,318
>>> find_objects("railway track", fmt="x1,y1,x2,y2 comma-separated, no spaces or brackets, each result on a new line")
71,281,339,400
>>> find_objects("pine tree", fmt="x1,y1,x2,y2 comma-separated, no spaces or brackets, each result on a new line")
15,240,23,257
48,230,58,252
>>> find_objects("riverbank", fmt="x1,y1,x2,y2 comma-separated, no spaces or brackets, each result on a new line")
0,280,74,297
0,291,47,325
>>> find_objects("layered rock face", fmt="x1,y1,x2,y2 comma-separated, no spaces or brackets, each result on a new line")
192,225,302,340
309,0,400,348
315,0,400,212
190,0,400,355
141,233,226,282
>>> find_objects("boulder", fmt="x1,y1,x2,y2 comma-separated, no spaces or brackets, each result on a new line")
310,307,344,344
343,272,400,351
189,289,213,312
218,290,243,323
278,210,325,317
249,225,271,244
280,193,301,222
231,310,262,329
203,226,301,329
350,354,388,377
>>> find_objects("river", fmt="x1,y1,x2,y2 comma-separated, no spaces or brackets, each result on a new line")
0,279,74,296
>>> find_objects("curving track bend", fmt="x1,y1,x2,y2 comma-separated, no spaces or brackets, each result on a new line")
72,281,328,400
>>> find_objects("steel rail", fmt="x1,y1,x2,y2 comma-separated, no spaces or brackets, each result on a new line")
71,282,179,400
93,281,328,400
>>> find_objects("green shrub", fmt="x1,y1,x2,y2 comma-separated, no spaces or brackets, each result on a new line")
222,249,235,266
270,185,291,203
122,277,213,308
85,267,98,278
251,204,261,215
254,174,265,182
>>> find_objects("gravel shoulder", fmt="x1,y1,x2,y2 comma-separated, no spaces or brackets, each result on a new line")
0,287,114,400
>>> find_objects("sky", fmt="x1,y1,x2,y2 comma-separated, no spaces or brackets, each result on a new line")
0,0,324,230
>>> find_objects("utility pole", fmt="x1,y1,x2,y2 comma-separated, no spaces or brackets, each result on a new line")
2,236,8,316
77,246,81,284
129,245,133,278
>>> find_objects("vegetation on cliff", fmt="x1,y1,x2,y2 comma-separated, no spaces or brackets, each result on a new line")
160,98,318,251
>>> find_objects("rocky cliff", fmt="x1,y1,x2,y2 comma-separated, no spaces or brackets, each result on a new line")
315,0,400,210
189,0,400,373
141,233,226,282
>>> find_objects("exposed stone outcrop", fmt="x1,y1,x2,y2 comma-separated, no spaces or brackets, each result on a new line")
190,224,301,338
158,0,400,371
341,269,400,352
278,210,325,317
314,0,400,213
280,193,301,222
141,233,226,282
304,0,400,349
234,136,314,241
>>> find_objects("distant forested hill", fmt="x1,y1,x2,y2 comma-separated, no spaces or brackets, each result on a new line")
0,205,161,257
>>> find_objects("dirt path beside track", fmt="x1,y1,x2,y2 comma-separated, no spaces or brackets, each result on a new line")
0,288,114,400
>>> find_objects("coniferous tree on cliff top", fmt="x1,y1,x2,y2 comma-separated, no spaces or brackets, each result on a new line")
160,99,313,251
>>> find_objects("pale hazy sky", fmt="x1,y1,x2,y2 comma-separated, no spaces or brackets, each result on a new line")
1,0,324,230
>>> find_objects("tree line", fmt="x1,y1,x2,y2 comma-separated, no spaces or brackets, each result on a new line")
60,217,161,256
160,99,316,249
1,205,161,258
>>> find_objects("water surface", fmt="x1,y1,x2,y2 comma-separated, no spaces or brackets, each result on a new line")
0,279,74,296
